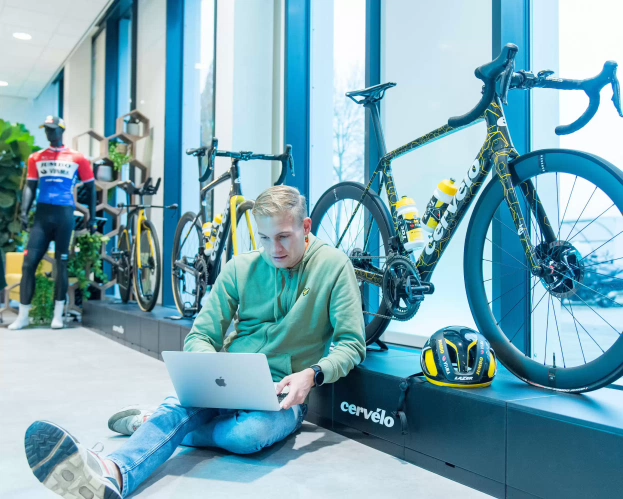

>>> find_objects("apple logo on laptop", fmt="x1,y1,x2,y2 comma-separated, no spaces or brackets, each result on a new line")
215,377,226,387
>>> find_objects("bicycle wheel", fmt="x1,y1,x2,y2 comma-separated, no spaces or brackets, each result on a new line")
227,200,257,260
172,211,206,316
133,219,161,312
311,181,394,345
465,149,623,392
116,228,132,303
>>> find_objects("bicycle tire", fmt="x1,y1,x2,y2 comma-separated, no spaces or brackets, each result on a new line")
227,200,257,261
311,181,395,345
117,228,132,303
465,149,623,392
172,211,206,316
133,219,161,312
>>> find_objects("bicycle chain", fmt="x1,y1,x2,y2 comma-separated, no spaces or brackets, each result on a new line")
362,310,395,320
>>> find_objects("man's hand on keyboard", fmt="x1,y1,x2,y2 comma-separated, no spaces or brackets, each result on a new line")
276,368,315,411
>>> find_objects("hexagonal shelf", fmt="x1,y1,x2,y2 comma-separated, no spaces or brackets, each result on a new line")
70,109,152,310
116,110,150,140
72,129,105,157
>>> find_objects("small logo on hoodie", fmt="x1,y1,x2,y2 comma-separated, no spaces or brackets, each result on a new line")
302,288,310,296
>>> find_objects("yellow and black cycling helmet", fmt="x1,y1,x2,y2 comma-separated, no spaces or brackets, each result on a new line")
420,326,497,388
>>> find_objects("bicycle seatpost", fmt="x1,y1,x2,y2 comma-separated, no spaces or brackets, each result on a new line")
366,101,388,157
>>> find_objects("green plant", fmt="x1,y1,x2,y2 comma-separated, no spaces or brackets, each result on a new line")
68,233,110,300
109,142,131,172
30,272,54,324
0,120,40,252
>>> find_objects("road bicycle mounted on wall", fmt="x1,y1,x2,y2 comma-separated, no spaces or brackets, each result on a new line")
172,139,294,317
111,177,177,312
311,43,623,392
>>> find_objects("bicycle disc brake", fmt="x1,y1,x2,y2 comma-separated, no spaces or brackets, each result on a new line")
382,255,424,321
535,240,584,298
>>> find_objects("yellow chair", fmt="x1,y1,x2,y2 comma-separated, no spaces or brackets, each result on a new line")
4,252,55,306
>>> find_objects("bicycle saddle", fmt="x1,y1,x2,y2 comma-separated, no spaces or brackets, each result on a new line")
346,82,397,105
119,180,141,196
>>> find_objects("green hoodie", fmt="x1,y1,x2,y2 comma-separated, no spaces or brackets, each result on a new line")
183,234,366,383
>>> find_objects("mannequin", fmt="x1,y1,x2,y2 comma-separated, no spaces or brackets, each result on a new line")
9,116,97,330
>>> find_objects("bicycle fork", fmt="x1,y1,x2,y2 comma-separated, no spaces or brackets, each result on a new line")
229,195,257,256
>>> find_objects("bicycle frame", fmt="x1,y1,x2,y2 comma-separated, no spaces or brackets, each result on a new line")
183,158,256,277
346,96,555,286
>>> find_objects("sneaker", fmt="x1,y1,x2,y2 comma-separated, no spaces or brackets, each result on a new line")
24,420,122,499
107,406,152,436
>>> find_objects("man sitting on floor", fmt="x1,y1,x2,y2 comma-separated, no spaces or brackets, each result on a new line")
24,185,366,499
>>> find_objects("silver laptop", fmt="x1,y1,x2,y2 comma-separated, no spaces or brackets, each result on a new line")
161,351,284,411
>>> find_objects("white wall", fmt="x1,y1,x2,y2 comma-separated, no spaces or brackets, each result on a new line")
0,90,57,148
380,0,491,346
64,35,93,151
135,0,167,280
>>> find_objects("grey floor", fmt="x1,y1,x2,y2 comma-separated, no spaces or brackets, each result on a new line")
0,315,491,499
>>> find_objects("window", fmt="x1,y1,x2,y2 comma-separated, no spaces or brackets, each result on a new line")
532,1,623,375
310,0,366,208
380,0,492,346
181,0,216,217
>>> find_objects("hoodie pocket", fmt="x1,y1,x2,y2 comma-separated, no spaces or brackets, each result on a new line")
270,353,293,380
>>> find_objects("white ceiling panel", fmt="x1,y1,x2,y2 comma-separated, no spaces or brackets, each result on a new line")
5,0,72,15
1,7,63,32
0,0,110,99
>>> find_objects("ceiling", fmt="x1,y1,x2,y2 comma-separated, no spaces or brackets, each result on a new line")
0,0,110,99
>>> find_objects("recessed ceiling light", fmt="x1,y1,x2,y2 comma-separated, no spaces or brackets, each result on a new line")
13,32,32,41
0,81,9,87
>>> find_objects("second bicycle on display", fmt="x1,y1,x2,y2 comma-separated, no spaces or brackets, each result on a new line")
171,139,294,317
111,177,178,312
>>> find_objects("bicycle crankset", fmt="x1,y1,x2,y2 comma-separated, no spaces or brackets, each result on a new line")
535,240,584,298
382,255,432,321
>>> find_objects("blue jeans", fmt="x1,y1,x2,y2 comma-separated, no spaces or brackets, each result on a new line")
108,396,308,497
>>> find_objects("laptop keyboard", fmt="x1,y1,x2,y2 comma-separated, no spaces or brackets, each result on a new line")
277,392,288,403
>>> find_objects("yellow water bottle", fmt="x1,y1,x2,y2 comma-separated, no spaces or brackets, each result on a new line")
395,196,426,251
209,214,223,249
202,222,214,255
421,179,459,232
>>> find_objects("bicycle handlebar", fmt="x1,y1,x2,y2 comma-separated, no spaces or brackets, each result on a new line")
185,139,294,186
448,43,519,128
511,61,623,135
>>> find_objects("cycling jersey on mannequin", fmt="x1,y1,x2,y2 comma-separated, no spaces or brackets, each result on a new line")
27,146,95,206
9,116,98,331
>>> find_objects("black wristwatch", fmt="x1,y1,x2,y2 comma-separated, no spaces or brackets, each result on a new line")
311,365,324,387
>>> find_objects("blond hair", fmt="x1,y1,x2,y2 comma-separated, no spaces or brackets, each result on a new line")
252,185,308,223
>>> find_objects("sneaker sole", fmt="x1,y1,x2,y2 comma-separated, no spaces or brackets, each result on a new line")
107,407,142,434
25,421,121,499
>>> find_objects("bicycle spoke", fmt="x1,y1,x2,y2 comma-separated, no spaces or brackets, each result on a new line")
551,295,566,368
564,185,597,241
487,278,528,306
565,289,621,337
483,267,524,283
544,294,551,365
551,267,623,309
589,270,623,282
582,256,623,268
554,296,606,353
556,172,561,239
567,203,614,242
508,287,549,344
558,175,578,240
485,236,530,270
568,301,587,364
580,228,623,262
495,278,540,327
